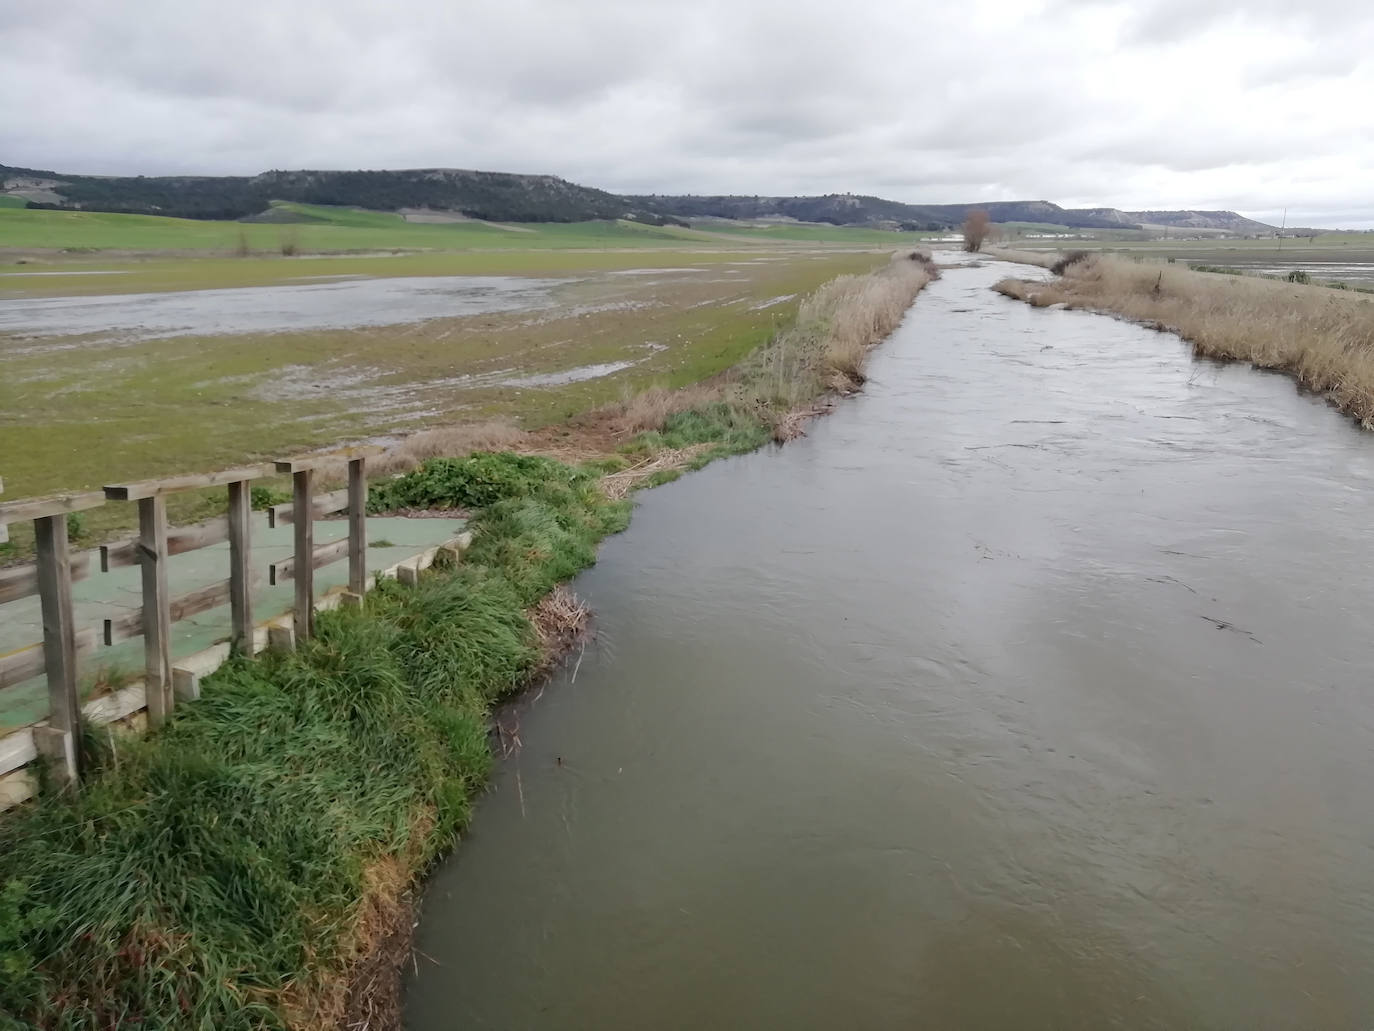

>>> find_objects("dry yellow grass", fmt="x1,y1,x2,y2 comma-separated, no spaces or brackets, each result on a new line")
736,250,937,401
371,420,528,477
586,250,937,444
994,254,1374,425
605,383,723,435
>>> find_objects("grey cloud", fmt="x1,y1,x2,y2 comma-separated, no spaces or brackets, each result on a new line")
2,0,1373,226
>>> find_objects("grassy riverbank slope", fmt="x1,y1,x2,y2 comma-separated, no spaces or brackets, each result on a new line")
0,255,935,1029
991,253,1374,427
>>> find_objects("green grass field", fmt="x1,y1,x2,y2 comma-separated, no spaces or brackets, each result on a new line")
0,201,913,256
0,206,703,253
0,200,910,555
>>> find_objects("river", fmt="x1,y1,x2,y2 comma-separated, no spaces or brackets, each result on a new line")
404,259,1374,1029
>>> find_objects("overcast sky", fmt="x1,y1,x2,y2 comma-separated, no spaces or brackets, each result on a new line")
3,0,1370,227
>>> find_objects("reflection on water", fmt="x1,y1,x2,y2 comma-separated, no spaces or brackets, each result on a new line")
1192,258,1374,286
406,260,1374,1029
0,275,561,341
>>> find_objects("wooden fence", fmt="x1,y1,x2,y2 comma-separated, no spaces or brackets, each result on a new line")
0,446,467,808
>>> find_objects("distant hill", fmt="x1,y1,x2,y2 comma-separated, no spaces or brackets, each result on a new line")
625,194,1134,231
1067,207,1275,235
629,195,1276,234
0,164,666,224
0,162,1275,235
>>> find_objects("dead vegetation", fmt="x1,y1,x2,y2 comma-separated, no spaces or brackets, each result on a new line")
730,249,938,400
993,253,1374,426
962,209,991,253
361,250,938,494
526,584,593,685
371,420,529,477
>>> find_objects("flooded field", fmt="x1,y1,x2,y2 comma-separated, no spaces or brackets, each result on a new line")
0,250,882,502
0,274,563,340
406,260,1374,1028
1188,259,1374,286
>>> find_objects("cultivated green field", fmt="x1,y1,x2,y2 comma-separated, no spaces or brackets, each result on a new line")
1,201,909,549
1007,232,1374,261
0,201,915,256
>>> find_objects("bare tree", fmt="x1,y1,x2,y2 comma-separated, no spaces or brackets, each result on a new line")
962,209,991,252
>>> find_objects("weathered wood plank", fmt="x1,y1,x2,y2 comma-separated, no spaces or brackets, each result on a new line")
347,458,367,596
0,628,98,691
0,491,105,523
0,727,35,777
103,464,275,502
0,550,94,605
269,537,349,586
291,469,314,640
274,445,384,475
100,516,231,571
265,488,349,529
139,496,173,728
227,480,253,655
34,514,80,782
104,576,238,645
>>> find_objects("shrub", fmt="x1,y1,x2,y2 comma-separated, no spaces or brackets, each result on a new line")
1050,250,1091,275
368,452,595,513
962,209,991,253
1287,269,1311,284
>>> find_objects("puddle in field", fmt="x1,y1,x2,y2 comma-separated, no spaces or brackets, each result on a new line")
242,353,647,407
0,270,127,278
0,275,563,340
607,268,706,276
1192,260,1374,286
751,293,796,309
496,360,638,387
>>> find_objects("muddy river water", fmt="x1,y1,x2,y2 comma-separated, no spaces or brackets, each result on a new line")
405,260,1374,1029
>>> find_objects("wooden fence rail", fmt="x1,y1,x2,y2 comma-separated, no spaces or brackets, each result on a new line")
0,445,382,793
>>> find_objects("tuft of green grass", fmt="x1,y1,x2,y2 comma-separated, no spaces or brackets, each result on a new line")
624,403,772,463
250,485,291,511
0,452,628,1028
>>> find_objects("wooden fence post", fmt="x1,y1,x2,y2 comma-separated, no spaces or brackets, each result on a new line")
347,457,367,600
227,479,254,655
0,477,7,546
138,496,173,727
291,469,314,640
32,513,80,783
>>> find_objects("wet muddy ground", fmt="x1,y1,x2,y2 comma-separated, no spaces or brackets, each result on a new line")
0,252,880,500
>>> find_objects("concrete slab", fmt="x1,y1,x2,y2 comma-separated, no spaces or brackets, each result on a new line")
0,512,465,733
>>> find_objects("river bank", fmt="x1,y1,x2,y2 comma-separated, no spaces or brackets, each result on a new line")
404,259,1374,1029
991,250,1374,427
0,254,935,1029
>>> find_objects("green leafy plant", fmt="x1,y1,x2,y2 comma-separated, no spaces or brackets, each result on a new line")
250,485,290,511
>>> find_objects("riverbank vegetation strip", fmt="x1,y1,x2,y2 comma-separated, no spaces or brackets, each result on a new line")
991,252,1374,427
0,253,935,1029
